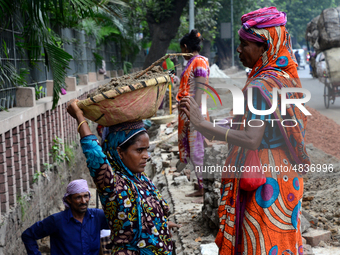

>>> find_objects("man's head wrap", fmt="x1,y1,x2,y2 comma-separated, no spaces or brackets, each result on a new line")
62,179,91,209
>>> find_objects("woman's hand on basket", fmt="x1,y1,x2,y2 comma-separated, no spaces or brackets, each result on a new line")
179,97,205,128
66,99,83,120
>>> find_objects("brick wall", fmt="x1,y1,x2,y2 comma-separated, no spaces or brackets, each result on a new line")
0,73,116,255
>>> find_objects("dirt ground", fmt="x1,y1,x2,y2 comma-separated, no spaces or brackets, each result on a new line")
305,106,340,159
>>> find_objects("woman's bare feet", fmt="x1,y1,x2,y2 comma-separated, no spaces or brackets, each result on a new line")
185,187,204,197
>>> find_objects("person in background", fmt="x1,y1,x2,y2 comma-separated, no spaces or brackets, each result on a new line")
176,29,210,202
294,50,301,69
22,179,108,255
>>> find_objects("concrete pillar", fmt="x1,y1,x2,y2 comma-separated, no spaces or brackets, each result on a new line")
97,72,104,81
16,87,36,107
46,80,54,97
88,72,97,82
118,70,124,77
65,77,76,91
78,74,88,85
110,70,117,78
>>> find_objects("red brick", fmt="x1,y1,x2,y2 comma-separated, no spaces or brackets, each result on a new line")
9,194,16,205
5,137,12,147
27,152,33,161
13,143,19,153
26,126,32,135
0,180,7,192
6,157,14,168
0,143,4,153
20,148,27,157
0,173,6,183
28,159,34,168
20,138,26,148
6,148,13,158
12,127,18,135
7,166,15,176
14,161,21,170
0,153,4,163
13,153,20,162
8,176,15,186
27,143,33,152
19,124,24,131
0,163,6,174
21,156,27,165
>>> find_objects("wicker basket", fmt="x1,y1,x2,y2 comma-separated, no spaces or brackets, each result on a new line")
77,75,170,126
77,53,192,127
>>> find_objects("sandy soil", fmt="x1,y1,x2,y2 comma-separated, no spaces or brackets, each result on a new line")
305,106,340,159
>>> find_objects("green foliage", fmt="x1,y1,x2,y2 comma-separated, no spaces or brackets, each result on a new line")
168,42,181,52
93,52,104,69
123,61,133,74
50,136,69,166
0,0,129,110
64,145,75,166
17,195,29,219
0,41,29,89
144,0,175,23
35,85,45,100
33,171,42,183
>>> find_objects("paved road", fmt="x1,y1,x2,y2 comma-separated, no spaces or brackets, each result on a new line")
298,68,340,124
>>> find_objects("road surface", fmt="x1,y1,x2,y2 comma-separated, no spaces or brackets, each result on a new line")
298,68,340,124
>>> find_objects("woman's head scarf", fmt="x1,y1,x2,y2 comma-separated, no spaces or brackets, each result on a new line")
101,121,169,254
102,121,146,178
238,7,299,79
235,7,310,168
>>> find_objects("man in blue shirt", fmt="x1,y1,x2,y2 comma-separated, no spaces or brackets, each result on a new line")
21,179,109,255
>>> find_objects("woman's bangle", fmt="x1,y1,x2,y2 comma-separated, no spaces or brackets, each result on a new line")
225,129,230,142
77,120,88,133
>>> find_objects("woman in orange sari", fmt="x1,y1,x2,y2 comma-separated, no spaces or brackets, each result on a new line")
177,29,210,198
180,7,310,255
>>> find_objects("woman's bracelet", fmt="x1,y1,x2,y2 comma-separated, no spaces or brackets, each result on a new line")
77,120,88,133
225,129,230,143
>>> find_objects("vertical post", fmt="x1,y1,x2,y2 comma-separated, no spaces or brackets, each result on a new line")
11,18,17,70
231,0,234,67
169,84,172,115
189,0,194,32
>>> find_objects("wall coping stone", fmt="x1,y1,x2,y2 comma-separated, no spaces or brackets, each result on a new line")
0,79,107,134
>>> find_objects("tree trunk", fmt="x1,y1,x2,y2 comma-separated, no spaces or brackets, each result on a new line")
215,38,231,70
143,0,188,69
200,40,211,64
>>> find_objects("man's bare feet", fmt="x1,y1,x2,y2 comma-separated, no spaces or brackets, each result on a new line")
192,197,204,204
185,188,204,197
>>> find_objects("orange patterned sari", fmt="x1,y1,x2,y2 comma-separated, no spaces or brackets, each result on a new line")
177,55,209,187
215,25,310,255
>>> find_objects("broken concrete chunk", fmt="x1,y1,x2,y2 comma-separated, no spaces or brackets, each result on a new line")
302,229,332,247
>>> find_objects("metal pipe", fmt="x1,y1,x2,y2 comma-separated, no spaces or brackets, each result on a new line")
231,0,234,67
189,0,194,32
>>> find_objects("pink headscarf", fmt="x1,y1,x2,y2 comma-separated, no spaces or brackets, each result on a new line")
238,7,287,42
62,179,91,209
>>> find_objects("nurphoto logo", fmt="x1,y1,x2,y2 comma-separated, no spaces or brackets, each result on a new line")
199,83,312,128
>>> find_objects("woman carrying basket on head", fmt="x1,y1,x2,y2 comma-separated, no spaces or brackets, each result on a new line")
177,29,210,200
67,99,180,255
180,7,310,255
